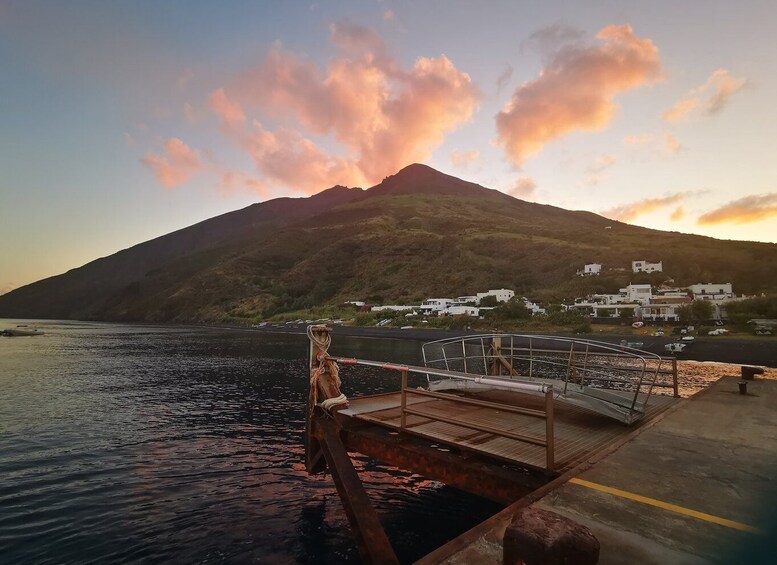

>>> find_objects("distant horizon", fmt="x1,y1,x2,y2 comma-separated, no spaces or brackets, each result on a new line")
2,1,776,292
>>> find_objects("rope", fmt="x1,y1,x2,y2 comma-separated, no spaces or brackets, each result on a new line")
307,326,348,412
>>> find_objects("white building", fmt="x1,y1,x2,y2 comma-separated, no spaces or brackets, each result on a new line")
639,303,682,322
688,283,734,301
579,263,602,276
621,284,653,305
419,298,454,315
476,289,515,303
452,295,479,305
522,298,546,316
632,260,663,273
441,305,480,317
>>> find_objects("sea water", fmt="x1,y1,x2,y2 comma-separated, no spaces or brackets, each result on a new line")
0,321,501,563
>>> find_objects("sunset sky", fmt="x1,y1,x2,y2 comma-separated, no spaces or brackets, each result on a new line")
2,1,776,293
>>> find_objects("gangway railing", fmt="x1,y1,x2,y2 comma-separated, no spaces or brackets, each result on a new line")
332,357,557,470
421,334,677,425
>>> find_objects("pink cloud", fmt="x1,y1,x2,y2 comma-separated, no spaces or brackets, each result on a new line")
450,149,480,168
624,133,653,145
670,206,685,221
510,176,537,198
665,132,683,154
209,88,246,125
662,68,747,122
496,25,662,166
601,191,691,222
241,121,367,192
698,193,777,225
585,154,617,186
212,21,479,191
217,170,268,196
142,138,202,189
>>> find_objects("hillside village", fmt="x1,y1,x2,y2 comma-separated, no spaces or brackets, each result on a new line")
358,258,748,325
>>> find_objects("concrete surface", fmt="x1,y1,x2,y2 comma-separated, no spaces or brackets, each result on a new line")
535,376,777,564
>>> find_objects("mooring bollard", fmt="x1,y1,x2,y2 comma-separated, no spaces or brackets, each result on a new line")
503,507,600,565
738,381,748,395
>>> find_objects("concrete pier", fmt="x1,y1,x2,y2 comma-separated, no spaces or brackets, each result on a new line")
429,375,777,564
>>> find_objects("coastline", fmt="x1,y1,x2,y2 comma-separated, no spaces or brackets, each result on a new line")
244,323,777,368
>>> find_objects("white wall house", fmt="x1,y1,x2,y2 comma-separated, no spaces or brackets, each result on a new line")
522,298,546,316
419,298,454,315
632,260,663,273
571,301,640,318
452,295,479,305
579,263,602,276
621,284,653,305
476,289,515,303
441,305,480,317
688,283,734,301
639,303,682,322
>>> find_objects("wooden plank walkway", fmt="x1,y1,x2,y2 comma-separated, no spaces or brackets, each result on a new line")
341,390,679,473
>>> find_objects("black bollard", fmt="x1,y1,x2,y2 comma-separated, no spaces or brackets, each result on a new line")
738,381,748,395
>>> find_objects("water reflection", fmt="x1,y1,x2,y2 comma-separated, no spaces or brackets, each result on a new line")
0,321,501,564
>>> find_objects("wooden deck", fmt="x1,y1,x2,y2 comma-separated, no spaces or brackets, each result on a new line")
340,390,680,473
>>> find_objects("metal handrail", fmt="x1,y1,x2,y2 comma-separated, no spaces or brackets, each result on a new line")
332,355,556,470
421,334,676,422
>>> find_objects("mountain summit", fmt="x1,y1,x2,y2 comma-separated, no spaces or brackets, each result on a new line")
1,164,775,322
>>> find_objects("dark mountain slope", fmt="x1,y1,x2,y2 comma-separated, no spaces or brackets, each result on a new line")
1,164,775,322
0,185,363,319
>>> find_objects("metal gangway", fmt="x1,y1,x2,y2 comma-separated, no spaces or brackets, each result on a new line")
422,334,678,425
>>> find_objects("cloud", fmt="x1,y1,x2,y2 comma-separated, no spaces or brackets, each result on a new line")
624,133,653,145
123,132,136,147
664,133,683,154
585,153,617,186
496,65,513,93
383,9,394,21
662,68,747,122
217,170,268,196
212,21,479,191
662,97,698,122
209,88,246,125
239,121,368,192
450,149,480,168
601,191,692,222
623,132,683,156
698,193,777,225
670,206,685,221
142,138,202,189
510,176,537,198
496,25,662,166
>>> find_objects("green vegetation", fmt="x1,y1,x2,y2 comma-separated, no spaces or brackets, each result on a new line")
677,300,714,324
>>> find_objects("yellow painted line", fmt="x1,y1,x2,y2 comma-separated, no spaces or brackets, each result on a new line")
568,478,759,533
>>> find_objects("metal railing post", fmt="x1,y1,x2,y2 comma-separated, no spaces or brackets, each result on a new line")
400,369,408,429
672,358,679,398
545,388,554,470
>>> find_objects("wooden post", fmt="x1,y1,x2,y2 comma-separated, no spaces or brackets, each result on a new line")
545,389,555,471
306,325,343,474
400,369,408,429
315,417,399,564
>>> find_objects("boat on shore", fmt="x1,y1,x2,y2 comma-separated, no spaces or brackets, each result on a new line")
2,327,44,336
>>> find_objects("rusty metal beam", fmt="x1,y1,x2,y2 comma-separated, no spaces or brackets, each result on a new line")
313,414,399,565
336,419,550,505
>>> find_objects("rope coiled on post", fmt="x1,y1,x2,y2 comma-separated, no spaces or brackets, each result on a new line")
307,325,348,412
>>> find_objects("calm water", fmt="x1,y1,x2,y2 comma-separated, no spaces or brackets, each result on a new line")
0,320,502,564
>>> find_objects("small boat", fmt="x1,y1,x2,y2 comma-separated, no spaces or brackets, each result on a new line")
664,342,686,353
2,327,44,336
